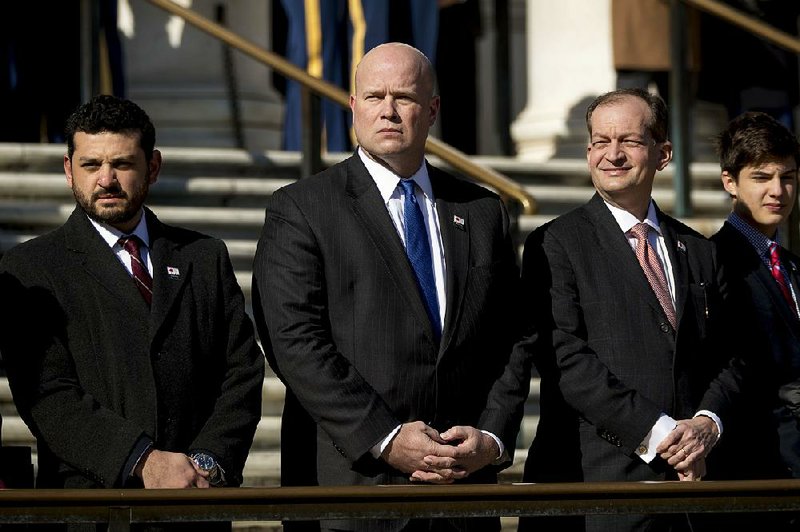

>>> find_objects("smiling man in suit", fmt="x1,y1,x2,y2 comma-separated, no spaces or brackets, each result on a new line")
0,95,265,522
251,42,519,532
709,112,800,483
439,88,745,532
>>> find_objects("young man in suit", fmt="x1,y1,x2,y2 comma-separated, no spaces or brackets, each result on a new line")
0,96,264,507
709,111,800,482
251,42,519,532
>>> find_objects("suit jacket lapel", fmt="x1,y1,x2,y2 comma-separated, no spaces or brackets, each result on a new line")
430,166,469,354
345,155,437,342
146,209,191,342
657,208,689,326
585,194,667,320
750,236,800,329
720,223,799,331
62,207,150,329
777,248,800,328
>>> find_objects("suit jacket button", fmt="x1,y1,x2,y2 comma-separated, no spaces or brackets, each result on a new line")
659,322,670,333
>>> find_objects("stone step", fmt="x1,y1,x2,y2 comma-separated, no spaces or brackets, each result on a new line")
517,213,727,239
0,374,540,478
0,143,722,183
0,173,729,216
0,144,311,178
0,200,267,231
523,183,729,215
0,172,291,207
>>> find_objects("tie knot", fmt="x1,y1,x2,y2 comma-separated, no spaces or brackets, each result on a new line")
398,178,416,198
119,235,143,255
629,222,651,240
769,242,782,264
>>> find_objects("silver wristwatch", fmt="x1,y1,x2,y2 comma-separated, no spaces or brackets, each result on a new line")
190,452,226,486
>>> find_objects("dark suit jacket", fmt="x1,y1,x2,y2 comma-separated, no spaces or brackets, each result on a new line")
709,221,800,479
251,154,519,531
480,194,744,532
0,207,265,490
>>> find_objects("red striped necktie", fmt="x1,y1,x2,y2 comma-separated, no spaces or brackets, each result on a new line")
769,242,797,317
629,223,677,330
119,235,153,306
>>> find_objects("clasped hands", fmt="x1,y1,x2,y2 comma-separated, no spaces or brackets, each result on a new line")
380,421,500,484
380,416,719,484
655,416,719,481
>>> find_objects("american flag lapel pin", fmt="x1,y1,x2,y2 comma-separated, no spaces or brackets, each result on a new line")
453,215,465,231
677,240,686,253
167,266,180,278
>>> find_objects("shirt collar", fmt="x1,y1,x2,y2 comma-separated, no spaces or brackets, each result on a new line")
727,211,778,259
603,199,662,236
357,147,433,204
87,209,151,249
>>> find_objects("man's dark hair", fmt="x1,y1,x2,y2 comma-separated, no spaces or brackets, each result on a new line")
716,111,800,179
586,88,669,143
65,95,156,161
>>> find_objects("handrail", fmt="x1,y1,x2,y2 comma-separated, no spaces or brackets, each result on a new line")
142,0,536,215
683,0,800,53
0,481,798,529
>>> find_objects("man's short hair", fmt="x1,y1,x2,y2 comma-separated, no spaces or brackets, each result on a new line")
65,95,156,161
716,111,800,179
586,88,669,143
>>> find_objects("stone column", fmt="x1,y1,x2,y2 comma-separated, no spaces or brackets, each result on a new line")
509,0,726,162
119,0,282,150
510,0,614,161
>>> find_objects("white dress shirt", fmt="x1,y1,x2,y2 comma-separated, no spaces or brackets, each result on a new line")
358,148,447,326
87,210,153,276
603,199,721,463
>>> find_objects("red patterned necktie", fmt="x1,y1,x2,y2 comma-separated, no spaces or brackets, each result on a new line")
119,235,153,306
629,223,677,330
769,242,796,316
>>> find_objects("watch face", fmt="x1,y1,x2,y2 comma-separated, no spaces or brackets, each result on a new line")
193,454,216,471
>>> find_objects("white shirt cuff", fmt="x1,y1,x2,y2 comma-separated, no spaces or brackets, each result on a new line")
480,430,506,463
370,424,402,458
636,413,676,463
694,410,723,438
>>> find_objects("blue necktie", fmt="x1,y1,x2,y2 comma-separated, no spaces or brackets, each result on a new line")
398,179,441,338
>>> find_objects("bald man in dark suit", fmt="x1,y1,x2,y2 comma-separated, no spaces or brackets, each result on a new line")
252,43,519,532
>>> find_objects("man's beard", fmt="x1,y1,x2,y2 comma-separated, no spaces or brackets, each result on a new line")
72,182,148,227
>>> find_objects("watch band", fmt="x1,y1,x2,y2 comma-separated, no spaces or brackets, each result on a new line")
190,452,226,486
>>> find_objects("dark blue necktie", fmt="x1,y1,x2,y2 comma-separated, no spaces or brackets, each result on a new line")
398,178,441,338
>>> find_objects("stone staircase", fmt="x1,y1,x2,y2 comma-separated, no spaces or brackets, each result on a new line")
0,143,730,529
